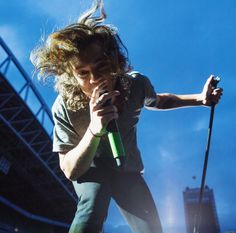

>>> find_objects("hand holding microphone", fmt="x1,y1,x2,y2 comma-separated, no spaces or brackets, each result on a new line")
89,82,126,167
89,81,119,136
99,89,126,168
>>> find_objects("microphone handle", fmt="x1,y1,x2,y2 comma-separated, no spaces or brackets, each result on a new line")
107,120,125,167
99,90,125,167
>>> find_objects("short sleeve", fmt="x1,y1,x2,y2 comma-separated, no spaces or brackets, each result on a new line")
52,96,80,153
143,75,158,107
130,72,159,107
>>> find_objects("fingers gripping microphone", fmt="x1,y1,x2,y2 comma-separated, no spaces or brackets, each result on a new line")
100,91,125,168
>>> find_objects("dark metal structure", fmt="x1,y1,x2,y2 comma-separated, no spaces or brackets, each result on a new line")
0,37,76,226
183,186,221,233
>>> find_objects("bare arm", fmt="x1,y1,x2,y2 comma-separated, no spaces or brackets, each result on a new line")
59,127,101,180
58,81,119,181
155,93,203,110
147,75,223,110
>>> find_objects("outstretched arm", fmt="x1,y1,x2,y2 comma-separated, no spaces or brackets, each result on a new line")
147,75,223,110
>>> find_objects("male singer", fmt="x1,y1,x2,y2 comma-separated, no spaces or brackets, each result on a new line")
30,1,222,232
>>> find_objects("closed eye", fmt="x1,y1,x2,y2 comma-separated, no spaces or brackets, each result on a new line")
77,69,90,78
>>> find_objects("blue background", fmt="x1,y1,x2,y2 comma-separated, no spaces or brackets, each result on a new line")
0,1,235,232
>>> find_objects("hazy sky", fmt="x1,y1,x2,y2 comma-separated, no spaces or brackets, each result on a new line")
1,1,236,233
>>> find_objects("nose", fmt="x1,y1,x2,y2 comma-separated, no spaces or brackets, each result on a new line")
89,72,104,84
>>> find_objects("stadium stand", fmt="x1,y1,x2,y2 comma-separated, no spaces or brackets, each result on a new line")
0,37,76,233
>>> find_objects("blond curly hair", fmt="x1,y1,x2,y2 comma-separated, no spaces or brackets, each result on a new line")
30,0,131,111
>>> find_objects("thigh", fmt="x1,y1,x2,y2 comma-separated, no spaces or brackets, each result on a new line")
69,167,111,233
111,172,163,233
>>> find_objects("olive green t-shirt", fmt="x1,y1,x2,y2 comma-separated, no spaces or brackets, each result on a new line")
52,72,158,172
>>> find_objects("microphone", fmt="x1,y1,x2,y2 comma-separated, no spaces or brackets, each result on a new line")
107,118,125,167
100,91,125,168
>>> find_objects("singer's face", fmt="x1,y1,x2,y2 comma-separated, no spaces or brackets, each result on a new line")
71,43,116,98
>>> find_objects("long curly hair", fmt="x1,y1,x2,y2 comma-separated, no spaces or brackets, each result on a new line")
30,0,131,111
